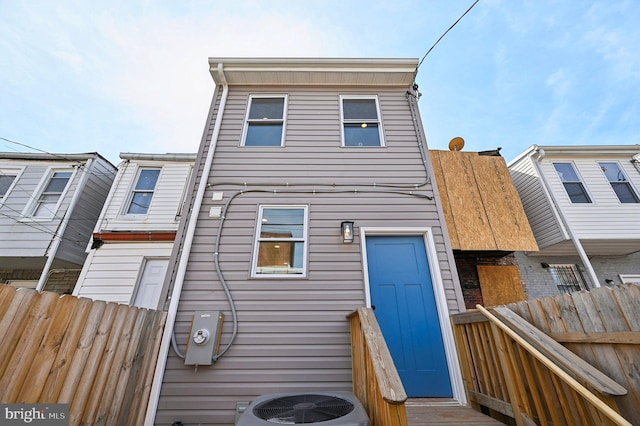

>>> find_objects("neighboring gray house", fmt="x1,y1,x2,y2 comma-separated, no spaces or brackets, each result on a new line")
0,152,116,293
73,152,195,308
146,58,467,425
508,144,640,299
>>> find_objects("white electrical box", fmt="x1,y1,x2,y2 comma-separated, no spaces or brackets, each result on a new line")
211,191,224,201
184,311,224,366
209,207,222,218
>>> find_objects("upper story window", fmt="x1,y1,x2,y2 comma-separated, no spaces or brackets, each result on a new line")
0,169,20,199
31,170,73,218
340,96,384,147
553,162,591,203
126,168,160,215
599,162,639,203
242,95,287,147
252,205,308,277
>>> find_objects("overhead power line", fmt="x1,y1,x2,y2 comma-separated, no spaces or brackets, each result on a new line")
415,0,481,75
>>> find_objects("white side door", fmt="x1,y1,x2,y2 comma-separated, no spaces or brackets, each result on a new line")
132,258,169,309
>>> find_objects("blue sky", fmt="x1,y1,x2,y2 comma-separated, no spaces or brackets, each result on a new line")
1,0,639,165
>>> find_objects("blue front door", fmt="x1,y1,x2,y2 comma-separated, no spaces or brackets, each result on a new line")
366,235,452,397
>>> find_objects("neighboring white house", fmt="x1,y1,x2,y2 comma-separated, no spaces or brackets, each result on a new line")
508,144,640,298
0,152,116,294
73,152,196,309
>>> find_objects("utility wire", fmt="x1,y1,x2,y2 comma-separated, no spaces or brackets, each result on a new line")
415,0,480,75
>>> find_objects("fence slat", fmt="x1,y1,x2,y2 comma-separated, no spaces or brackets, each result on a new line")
0,291,58,402
39,297,94,403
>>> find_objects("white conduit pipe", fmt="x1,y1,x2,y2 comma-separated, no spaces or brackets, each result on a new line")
533,148,600,288
144,63,229,425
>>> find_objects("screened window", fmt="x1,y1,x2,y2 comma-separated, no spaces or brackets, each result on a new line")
253,206,308,276
599,162,639,203
341,96,383,147
0,171,18,198
548,264,588,294
126,168,160,214
553,163,591,203
243,96,286,147
32,171,72,218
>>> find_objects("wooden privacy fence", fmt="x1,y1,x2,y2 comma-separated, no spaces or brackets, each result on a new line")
0,284,166,425
452,285,640,426
507,284,640,425
348,307,408,426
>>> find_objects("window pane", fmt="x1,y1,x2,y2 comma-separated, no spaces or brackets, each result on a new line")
0,175,16,196
553,163,579,182
33,194,60,217
127,193,153,214
135,169,160,190
612,182,640,203
245,123,283,146
563,183,591,203
261,208,304,238
599,162,626,182
44,172,72,193
256,242,304,274
248,98,284,120
344,123,381,147
343,99,378,120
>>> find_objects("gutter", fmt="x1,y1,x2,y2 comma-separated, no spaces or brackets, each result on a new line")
36,157,94,291
532,148,600,288
144,63,229,425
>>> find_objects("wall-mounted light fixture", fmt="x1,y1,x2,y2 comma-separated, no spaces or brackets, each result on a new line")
341,221,354,244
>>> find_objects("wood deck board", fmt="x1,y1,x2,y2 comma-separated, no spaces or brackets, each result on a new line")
406,400,504,425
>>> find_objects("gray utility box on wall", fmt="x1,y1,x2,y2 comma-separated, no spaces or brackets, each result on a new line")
184,311,224,366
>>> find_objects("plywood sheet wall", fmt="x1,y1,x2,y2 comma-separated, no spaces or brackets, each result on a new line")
477,265,526,306
431,150,538,252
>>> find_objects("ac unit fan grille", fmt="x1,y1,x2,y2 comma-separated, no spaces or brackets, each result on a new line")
252,394,355,424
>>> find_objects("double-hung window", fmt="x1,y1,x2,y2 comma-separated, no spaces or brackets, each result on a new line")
548,264,588,294
242,95,287,147
252,206,308,277
599,162,639,203
553,162,591,203
31,170,73,218
340,96,384,147
0,169,20,200
126,168,160,215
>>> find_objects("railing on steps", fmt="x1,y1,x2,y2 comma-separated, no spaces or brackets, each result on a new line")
348,307,408,426
452,304,631,426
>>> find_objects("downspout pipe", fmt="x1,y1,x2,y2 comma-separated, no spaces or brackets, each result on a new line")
36,157,94,291
532,148,600,288
144,63,229,425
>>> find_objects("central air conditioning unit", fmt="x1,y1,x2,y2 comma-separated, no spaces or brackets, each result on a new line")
236,391,370,425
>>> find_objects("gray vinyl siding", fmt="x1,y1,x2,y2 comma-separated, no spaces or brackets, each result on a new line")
0,162,70,257
509,155,566,249
57,157,116,265
157,87,463,424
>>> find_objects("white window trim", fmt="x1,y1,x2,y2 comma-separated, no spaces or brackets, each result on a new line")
359,227,466,405
552,161,593,204
598,161,640,204
122,166,162,217
339,94,385,147
240,94,288,147
619,274,640,285
21,166,76,221
251,205,309,278
0,166,24,204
